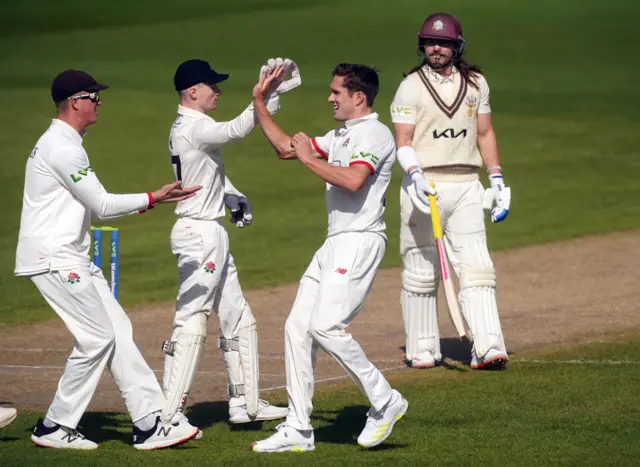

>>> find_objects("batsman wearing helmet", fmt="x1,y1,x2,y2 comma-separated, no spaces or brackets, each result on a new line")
390,13,510,370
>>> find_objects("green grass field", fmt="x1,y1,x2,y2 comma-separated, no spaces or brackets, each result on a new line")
1,2,640,465
1,334,639,466
1,0,639,325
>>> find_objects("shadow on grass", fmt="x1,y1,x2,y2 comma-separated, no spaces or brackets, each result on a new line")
70,404,233,447
188,400,266,432
75,412,135,445
400,337,515,371
313,406,409,450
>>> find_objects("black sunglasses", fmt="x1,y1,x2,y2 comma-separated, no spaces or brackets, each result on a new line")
68,92,101,103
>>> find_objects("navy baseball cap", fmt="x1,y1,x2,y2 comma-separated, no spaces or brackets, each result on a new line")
174,59,229,91
51,69,109,103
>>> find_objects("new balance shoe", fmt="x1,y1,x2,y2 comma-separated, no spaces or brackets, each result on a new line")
251,422,315,452
171,411,203,440
229,398,288,424
0,407,17,429
357,390,408,448
31,419,98,450
470,348,508,370
133,416,198,450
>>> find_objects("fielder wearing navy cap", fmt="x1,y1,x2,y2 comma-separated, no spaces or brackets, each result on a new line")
51,69,109,103
174,59,229,91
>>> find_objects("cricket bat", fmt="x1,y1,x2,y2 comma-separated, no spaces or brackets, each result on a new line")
427,189,472,341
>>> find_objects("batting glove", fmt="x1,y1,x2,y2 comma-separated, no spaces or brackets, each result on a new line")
224,193,253,228
407,169,437,215
488,173,511,223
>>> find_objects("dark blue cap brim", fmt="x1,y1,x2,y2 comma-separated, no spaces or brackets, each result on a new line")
204,73,229,84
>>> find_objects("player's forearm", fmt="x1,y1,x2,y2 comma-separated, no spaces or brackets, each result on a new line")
252,97,295,159
91,191,151,218
92,208,146,220
192,108,257,148
299,156,366,192
478,128,502,175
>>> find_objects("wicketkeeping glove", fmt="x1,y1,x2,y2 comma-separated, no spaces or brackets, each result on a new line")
260,57,302,94
224,193,253,228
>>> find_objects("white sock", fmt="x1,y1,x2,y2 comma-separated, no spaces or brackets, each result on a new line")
134,411,160,431
43,417,58,428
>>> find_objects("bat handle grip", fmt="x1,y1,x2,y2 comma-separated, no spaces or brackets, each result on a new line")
427,182,443,238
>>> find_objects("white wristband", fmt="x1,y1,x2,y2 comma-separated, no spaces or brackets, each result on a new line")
396,146,421,173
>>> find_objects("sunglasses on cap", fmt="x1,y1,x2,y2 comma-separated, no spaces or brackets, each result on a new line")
68,92,101,103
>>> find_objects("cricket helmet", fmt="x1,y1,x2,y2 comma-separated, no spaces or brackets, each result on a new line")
417,13,465,63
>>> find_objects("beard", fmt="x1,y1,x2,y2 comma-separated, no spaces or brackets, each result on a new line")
426,53,452,70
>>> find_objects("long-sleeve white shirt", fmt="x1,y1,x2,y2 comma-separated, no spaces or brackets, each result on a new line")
14,119,150,276
169,105,258,221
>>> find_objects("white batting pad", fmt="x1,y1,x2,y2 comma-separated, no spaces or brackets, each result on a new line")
238,307,259,417
162,313,207,422
401,247,441,361
456,242,506,358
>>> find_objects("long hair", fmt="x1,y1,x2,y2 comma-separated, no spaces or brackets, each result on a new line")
404,52,482,90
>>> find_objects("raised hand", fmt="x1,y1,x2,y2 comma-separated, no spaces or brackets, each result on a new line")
253,66,286,101
151,181,202,204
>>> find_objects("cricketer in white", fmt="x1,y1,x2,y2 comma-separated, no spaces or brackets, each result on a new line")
14,69,202,450
250,63,408,453
160,58,301,433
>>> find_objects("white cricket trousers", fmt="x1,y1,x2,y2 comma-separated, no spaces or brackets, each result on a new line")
285,231,393,431
171,218,230,328
30,264,165,428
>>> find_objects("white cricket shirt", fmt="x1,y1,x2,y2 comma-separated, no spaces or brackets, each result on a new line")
15,119,150,276
310,113,396,239
168,105,257,221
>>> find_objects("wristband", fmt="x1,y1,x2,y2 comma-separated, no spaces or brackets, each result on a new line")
489,173,505,191
138,192,155,214
397,146,421,173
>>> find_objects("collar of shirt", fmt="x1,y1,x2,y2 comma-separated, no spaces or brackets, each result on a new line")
51,119,84,144
343,112,379,129
422,65,458,84
177,105,214,121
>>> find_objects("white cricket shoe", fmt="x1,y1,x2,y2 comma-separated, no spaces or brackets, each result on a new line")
410,351,439,369
470,348,508,370
357,390,408,448
31,419,98,450
0,407,17,428
132,416,198,450
229,398,288,424
251,422,315,452
171,411,203,439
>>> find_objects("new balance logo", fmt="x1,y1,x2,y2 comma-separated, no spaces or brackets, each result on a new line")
158,426,172,437
61,432,78,443
335,268,348,275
